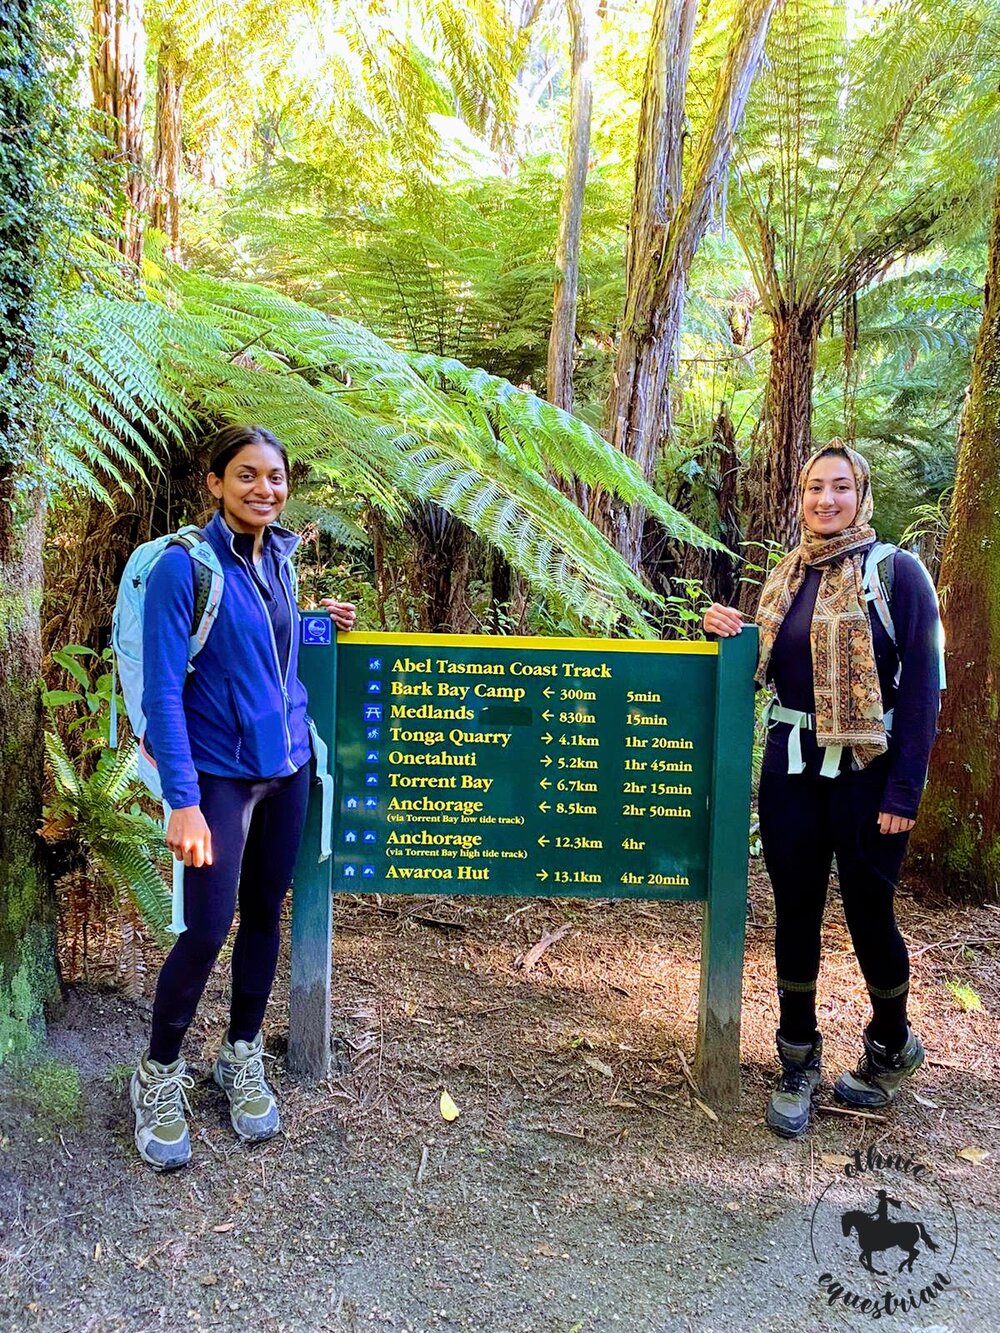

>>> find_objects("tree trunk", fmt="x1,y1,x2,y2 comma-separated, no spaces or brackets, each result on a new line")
0,489,56,1059
911,171,1000,902
595,0,778,570
152,36,185,264
0,0,65,1059
546,0,594,416
404,505,475,633
739,304,822,607
90,0,147,265
646,405,742,607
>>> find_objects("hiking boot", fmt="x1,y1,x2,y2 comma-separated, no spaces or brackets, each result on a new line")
834,1026,925,1108
212,1032,280,1142
130,1053,194,1171
766,1034,822,1138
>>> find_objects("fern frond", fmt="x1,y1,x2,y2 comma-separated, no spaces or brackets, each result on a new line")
44,730,82,798
91,738,140,805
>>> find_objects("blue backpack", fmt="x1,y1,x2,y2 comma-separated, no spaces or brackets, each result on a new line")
862,542,947,692
110,527,225,800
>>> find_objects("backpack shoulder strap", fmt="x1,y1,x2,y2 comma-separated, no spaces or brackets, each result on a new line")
862,542,898,644
169,528,225,654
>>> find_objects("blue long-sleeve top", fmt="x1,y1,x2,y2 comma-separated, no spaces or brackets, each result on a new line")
763,548,940,819
142,512,312,809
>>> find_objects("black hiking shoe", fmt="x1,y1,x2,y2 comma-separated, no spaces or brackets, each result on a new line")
834,1026,925,1108
766,1034,822,1139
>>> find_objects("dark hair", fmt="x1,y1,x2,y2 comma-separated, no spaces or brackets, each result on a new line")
206,425,290,482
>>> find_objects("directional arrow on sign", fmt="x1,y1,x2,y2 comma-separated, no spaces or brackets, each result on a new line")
539,754,553,767
542,687,554,698
541,733,553,744
535,869,549,882
539,778,551,790
537,835,549,847
538,801,551,813
541,710,554,721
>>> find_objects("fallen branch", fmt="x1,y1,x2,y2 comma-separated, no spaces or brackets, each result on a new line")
516,922,573,972
525,1123,587,1141
676,1048,701,1097
414,1143,429,1186
366,904,467,932
816,1104,889,1123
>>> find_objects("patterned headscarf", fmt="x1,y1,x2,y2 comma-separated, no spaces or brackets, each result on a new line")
755,442,887,768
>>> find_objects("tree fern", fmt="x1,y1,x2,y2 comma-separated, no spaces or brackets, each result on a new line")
44,731,171,937
48,242,721,634
732,0,999,314
222,158,625,387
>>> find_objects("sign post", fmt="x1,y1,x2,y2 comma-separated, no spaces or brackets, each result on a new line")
290,623,757,1106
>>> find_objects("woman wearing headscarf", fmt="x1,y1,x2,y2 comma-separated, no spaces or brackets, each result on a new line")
703,441,942,1137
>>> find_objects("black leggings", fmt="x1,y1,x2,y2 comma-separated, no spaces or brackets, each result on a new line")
149,764,311,1065
758,755,910,1049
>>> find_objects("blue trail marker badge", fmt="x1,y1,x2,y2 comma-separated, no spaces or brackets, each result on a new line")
301,616,332,646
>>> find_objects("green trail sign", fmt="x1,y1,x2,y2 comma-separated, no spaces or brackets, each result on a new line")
289,622,758,1106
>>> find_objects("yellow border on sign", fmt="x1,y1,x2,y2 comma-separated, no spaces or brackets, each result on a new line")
337,631,719,655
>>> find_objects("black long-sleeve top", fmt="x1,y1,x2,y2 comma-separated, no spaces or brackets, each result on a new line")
763,547,941,819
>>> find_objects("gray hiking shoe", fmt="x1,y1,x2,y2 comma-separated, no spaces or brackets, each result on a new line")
130,1053,194,1171
834,1027,925,1108
766,1034,822,1138
212,1032,280,1142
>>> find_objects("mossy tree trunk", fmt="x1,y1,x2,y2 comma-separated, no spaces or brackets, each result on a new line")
911,170,1000,902
0,495,55,1060
0,0,73,1060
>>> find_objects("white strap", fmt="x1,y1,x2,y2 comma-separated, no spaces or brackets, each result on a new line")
765,700,889,779
162,801,187,935
819,744,843,779
307,720,334,862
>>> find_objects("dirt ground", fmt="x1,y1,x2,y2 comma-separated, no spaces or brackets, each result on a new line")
2,872,999,1333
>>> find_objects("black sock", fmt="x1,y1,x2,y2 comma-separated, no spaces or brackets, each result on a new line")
867,989,909,1052
777,983,819,1045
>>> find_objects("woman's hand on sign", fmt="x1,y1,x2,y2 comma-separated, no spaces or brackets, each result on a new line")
320,599,357,632
166,806,214,867
878,811,915,836
703,603,745,638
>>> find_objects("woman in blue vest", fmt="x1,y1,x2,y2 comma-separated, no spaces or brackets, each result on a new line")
130,425,355,1170
703,441,941,1138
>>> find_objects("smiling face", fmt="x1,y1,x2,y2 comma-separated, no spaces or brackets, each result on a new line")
802,453,859,537
207,442,289,535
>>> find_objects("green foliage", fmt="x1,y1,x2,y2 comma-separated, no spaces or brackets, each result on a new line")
811,262,983,540
43,644,119,748
49,249,719,634
224,157,625,389
4,1055,82,1127
42,650,170,937
44,728,172,936
157,0,520,210
0,0,91,490
945,979,982,1012
42,286,187,502
733,0,999,312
